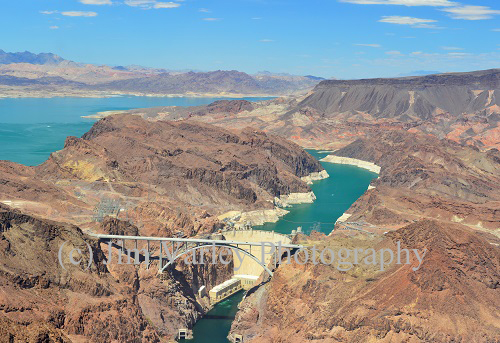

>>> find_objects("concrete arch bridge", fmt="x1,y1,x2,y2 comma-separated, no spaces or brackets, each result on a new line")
88,229,302,293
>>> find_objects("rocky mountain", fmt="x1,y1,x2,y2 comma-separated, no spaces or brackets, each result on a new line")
299,69,499,118
221,115,500,342
288,69,500,148
231,220,500,342
104,98,500,342
0,75,86,87
0,114,323,234
0,49,67,65
1,55,499,342
94,71,500,235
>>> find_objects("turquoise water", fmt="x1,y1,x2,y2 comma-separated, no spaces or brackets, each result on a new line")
255,150,378,235
0,123,94,166
0,96,272,166
180,291,245,343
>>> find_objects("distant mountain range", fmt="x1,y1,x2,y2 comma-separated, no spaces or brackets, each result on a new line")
0,49,324,96
0,50,67,65
95,70,324,95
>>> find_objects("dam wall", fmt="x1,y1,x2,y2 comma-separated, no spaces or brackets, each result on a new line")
222,229,292,288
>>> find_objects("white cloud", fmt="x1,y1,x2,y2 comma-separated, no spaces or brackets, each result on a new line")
379,16,439,28
251,17,262,20
202,18,221,21
80,0,112,4
49,26,59,30
125,0,180,9
354,43,382,48
447,52,471,58
411,51,423,55
441,46,463,50
260,39,275,42
339,0,457,6
386,50,402,55
61,11,98,17
154,2,180,8
124,0,152,6
492,28,500,32
199,8,211,12
40,10,58,14
442,5,500,20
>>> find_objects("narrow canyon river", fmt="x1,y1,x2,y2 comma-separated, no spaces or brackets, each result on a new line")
180,291,246,343
256,150,379,235
181,150,378,342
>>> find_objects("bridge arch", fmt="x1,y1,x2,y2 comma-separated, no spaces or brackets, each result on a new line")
160,243,274,276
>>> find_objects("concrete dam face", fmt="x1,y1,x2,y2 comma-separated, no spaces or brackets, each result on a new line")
222,230,292,289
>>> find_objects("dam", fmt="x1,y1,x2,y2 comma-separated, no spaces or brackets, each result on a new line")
223,229,293,290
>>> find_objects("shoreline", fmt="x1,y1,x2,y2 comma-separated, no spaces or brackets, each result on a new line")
320,155,381,174
300,170,329,184
0,90,280,99
81,110,128,119
217,170,330,228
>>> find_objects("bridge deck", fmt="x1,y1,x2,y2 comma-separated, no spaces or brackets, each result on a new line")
88,233,302,249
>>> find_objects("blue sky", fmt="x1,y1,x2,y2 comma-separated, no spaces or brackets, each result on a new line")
1,0,499,78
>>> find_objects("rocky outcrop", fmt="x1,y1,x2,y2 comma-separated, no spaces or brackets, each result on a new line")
276,191,316,207
287,69,500,149
203,100,255,114
299,69,499,118
0,203,157,341
300,169,329,184
0,203,235,341
230,220,500,342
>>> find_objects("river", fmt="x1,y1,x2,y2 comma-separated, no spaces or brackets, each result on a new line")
181,150,378,342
